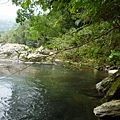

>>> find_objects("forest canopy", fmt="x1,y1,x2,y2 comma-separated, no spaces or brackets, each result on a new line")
1,0,120,68
12,0,120,28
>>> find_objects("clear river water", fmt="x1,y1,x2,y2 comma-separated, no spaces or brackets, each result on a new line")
0,62,108,120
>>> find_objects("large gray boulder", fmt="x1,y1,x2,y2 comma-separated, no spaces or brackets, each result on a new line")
0,43,58,63
0,43,30,61
93,100,120,118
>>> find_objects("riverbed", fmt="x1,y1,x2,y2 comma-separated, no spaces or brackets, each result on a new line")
0,62,108,120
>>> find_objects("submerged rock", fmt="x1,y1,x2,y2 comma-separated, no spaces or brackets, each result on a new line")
93,100,120,118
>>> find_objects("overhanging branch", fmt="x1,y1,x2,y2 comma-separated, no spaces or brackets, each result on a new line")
1,28,114,78
51,28,114,55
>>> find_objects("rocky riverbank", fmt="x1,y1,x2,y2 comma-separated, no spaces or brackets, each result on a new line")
93,70,120,120
0,43,120,119
0,43,61,64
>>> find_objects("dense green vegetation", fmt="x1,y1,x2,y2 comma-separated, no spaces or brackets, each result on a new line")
1,0,120,68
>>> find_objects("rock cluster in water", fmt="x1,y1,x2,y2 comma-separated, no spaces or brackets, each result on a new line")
0,43,61,63
0,43,29,61
93,70,120,119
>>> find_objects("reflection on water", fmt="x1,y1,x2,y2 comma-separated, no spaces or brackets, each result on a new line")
0,63,108,120
0,82,12,119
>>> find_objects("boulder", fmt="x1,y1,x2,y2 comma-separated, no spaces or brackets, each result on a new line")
102,77,120,102
96,71,120,93
27,53,48,62
35,46,44,53
94,71,120,119
0,43,58,63
35,46,51,55
93,100,120,118
0,43,30,60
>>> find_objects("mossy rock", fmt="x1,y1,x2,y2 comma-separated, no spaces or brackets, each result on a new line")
96,70,120,93
102,77,120,102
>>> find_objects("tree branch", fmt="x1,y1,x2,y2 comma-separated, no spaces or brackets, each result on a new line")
51,28,114,55
0,28,114,78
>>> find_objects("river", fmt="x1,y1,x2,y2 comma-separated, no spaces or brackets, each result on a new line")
0,62,108,120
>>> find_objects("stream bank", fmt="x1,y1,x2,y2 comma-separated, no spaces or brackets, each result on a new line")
0,43,61,64
93,70,120,120
0,43,119,70
0,43,120,119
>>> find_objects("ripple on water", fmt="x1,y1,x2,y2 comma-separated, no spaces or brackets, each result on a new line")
0,82,12,120
0,64,108,120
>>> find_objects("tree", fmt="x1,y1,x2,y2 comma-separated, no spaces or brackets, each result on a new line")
11,0,120,66
12,0,120,29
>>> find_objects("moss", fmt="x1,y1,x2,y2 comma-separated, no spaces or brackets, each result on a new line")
101,80,113,92
4,52,12,57
100,71,120,93
102,77,120,102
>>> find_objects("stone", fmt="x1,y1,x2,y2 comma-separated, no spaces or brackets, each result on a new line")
93,100,120,118
49,52,54,55
0,43,30,61
102,77,120,102
35,46,50,55
54,59,61,62
0,43,58,63
96,71,120,93
108,70,118,74
35,46,44,53
27,53,48,62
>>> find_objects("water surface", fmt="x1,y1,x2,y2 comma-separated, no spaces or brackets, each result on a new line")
0,62,108,120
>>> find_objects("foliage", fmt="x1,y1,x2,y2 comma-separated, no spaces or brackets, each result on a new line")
0,30,16,43
12,0,120,28
1,0,119,68
108,50,120,65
